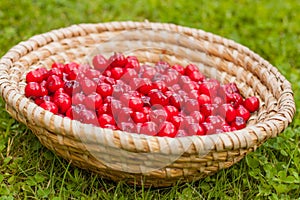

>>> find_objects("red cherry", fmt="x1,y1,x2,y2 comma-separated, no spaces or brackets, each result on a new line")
72,92,86,105
34,95,52,105
98,113,115,128
190,111,205,124
140,121,158,136
201,122,215,135
46,75,64,94
178,75,191,88
129,96,144,111
157,121,177,138
181,115,196,129
25,82,42,98
188,90,199,99
223,82,239,94
151,80,168,93
26,68,47,83
52,62,65,70
92,54,109,72
80,109,98,126
131,111,148,124
149,108,167,126
125,56,140,70
65,107,73,119
40,101,58,114
200,104,217,117
96,82,113,98
226,93,243,108
199,81,220,97
119,122,139,133
40,84,48,96
109,52,127,68
53,92,71,114
172,64,185,75
170,115,184,129
184,64,198,76
236,105,251,121
85,69,101,80
198,94,212,105
222,124,235,133
63,80,81,96
148,89,169,106
110,67,124,80
121,68,138,83
48,68,63,79
155,61,170,73
218,104,236,123
176,129,189,137
115,107,133,125
187,123,205,136
84,92,103,110
164,105,179,121
169,93,184,110
53,88,65,99
81,78,96,95
189,70,205,82
69,104,86,120
64,62,79,74
182,98,199,114
141,66,157,79
231,116,246,130
97,103,111,115
205,115,224,129
243,96,260,112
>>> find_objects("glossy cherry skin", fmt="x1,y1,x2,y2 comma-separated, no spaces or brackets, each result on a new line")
231,116,246,130
187,123,205,136
172,64,185,75
80,109,98,126
243,96,259,112
129,96,144,111
25,82,43,98
92,54,109,72
109,52,127,68
236,105,251,121
140,121,158,136
26,68,47,83
110,67,124,80
46,75,64,94
218,104,236,123
198,94,212,105
72,92,86,105
157,121,177,138
81,78,97,95
131,111,148,124
40,101,58,114
164,105,179,121
148,89,169,106
53,92,72,114
98,113,115,128
84,92,103,110
184,64,198,76
96,82,113,98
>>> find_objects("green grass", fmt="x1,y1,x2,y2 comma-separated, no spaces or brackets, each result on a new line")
1,0,300,199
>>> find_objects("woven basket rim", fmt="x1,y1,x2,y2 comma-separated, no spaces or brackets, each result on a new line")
0,21,296,153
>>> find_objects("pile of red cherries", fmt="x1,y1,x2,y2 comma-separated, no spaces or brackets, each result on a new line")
24,53,259,137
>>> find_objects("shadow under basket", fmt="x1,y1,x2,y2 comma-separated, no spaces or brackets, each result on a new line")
0,21,295,187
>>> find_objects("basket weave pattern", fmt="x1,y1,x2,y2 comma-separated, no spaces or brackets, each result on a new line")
0,21,295,187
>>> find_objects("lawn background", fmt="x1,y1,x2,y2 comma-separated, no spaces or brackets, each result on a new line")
0,0,300,199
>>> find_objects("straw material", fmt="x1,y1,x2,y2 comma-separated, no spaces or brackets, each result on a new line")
0,21,295,187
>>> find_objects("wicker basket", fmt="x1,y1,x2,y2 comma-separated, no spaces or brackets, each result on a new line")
0,21,295,187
